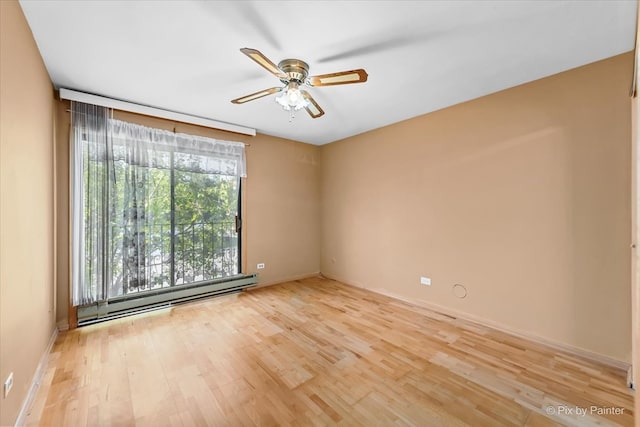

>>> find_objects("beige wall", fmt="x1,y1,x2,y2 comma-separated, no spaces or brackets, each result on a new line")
55,104,321,325
54,100,69,328
321,53,633,363
0,1,57,425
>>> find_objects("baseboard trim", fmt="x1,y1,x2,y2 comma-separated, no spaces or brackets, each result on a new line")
56,320,69,331
252,272,321,289
322,273,631,373
14,327,59,427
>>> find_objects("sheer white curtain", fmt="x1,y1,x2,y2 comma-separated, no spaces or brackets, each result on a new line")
71,101,111,305
71,103,247,306
108,120,246,178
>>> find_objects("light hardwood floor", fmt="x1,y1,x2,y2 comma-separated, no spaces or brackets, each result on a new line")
25,277,634,426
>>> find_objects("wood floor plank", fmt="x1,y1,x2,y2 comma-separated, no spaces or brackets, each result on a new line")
24,277,634,426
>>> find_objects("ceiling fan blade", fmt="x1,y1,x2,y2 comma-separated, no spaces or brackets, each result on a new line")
301,90,324,119
231,87,282,104
308,69,368,87
240,48,288,80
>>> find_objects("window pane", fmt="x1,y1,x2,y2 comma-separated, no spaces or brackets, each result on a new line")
174,168,239,285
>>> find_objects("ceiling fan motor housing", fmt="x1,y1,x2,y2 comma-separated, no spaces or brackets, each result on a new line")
278,59,309,84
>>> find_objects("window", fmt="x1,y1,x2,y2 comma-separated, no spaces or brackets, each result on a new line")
71,102,251,313
107,145,241,297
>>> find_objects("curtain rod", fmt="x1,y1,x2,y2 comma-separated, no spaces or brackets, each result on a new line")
59,88,256,137
64,109,251,146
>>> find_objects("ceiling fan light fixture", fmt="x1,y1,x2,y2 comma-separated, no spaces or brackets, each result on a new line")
275,81,309,112
232,48,366,120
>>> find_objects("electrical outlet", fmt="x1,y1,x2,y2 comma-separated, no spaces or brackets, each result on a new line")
420,276,431,286
257,263,265,270
4,372,13,398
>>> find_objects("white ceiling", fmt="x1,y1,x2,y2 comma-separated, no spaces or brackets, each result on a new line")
19,0,637,145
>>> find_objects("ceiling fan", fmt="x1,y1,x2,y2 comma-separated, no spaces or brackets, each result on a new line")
231,48,368,120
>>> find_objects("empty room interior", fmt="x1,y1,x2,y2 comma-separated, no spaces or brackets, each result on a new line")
2,0,640,426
